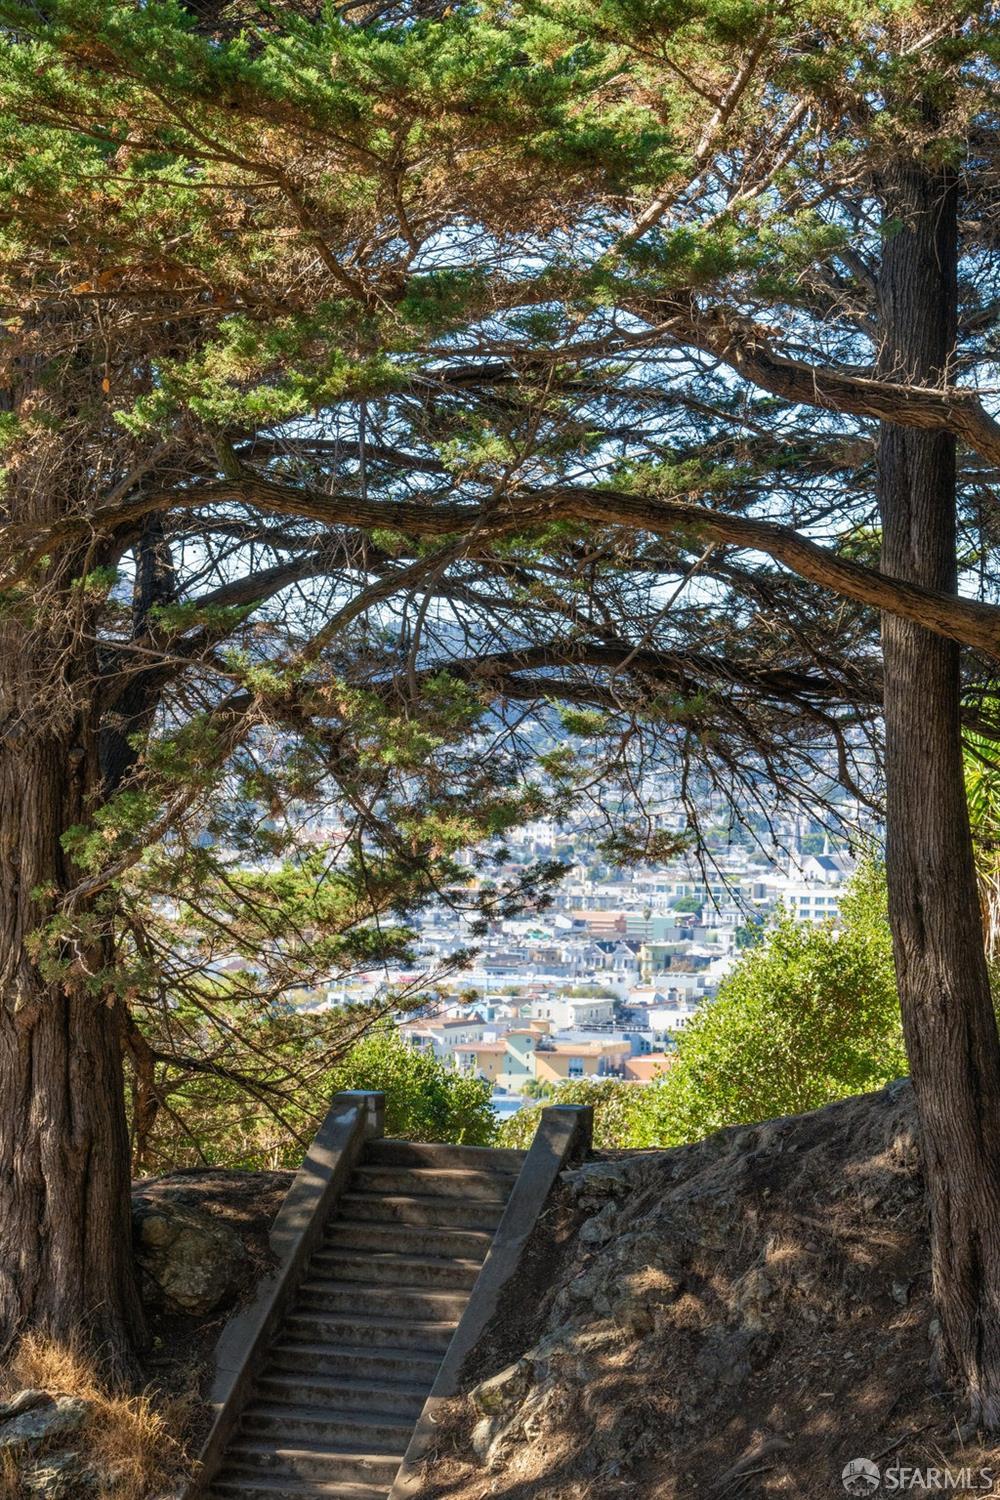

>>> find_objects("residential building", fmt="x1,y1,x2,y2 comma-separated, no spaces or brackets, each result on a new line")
455,1023,630,1089
524,994,617,1029
623,1053,675,1082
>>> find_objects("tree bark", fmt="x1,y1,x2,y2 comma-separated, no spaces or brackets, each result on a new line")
0,733,145,1374
0,367,145,1376
878,155,1000,1427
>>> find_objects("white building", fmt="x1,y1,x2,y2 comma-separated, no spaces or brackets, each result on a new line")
524,994,618,1029
399,1017,489,1058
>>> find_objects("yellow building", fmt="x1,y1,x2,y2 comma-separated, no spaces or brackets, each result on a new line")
453,1041,507,1082
531,1040,631,1084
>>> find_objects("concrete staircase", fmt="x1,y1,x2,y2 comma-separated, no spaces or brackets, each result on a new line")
206,1138,526,1500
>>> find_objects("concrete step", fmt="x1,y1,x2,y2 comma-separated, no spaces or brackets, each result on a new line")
366,1139,526,1173
350,1165,515,1200
337,1191,506,1230
296,1280,469,1321
211,1479,387,1500
323,1220,494,1260
224,1439,399,1485
241,1404,413,1452
282,1310,456,1353
256,1368,428,1418
267,1341,441,1385
309,1248,481,1289
203,1128,526,1499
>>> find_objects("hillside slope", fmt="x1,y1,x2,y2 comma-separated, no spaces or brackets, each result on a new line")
413,1081,1000,1499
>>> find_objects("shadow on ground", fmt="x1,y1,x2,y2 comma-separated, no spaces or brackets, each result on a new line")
412,1082,1000,1499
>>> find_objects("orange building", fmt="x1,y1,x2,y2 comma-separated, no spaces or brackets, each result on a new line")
622,1053,675,1082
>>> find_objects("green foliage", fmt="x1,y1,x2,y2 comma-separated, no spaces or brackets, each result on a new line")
599,827,693,866
630,863,905,1146
964,726,1000,855
327,1029,497,1146
962,722,1000,960
499,1077,646,1150
556,706,609,737
0,0,972,1198
139,1010,498,1172
671,894,702,913
520,1077,554,1099
503,867,904,1155
129,998,366,1173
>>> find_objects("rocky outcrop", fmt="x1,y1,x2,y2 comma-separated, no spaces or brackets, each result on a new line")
133,1192,252,1315
0,1392,99,1496
416,1081,976,1500
0,1390,91,1451
20,1449,100,1499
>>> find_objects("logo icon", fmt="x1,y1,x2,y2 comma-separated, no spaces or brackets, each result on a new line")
842,1458,880,1495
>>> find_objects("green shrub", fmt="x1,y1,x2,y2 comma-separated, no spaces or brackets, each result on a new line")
328,1027,497,1145
630,861,904,1146
500,865,904,1154
498,1077,646,1149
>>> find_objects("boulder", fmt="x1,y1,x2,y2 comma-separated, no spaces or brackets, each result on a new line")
579,1202,618,1246
0,1395,91,1451
133,1193,250,1315
472,1359,534,1416
609,1266,681,1337
562,1161,634,1209
470,1416,499,1461
0,1390,48,1423
21,1449,99,1498
731,1265,775,1330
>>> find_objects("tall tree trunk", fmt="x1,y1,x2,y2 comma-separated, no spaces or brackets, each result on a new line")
0,731,145,1375
0,364,145,1375
878,155,1000,1427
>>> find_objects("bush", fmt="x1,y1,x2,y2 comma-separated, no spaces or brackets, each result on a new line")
671,895,702,913
135,1014,497,1172
498,1077,646,1150
328,1027,497,1145
630,862,904,1146
499,866,905,1155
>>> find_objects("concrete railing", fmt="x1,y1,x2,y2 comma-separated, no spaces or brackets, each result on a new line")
389,1103,593,1500
187,1089,386,1499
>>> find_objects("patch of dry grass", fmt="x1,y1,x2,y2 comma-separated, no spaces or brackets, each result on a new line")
1,1334,196,1500
0,1450,20,1500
